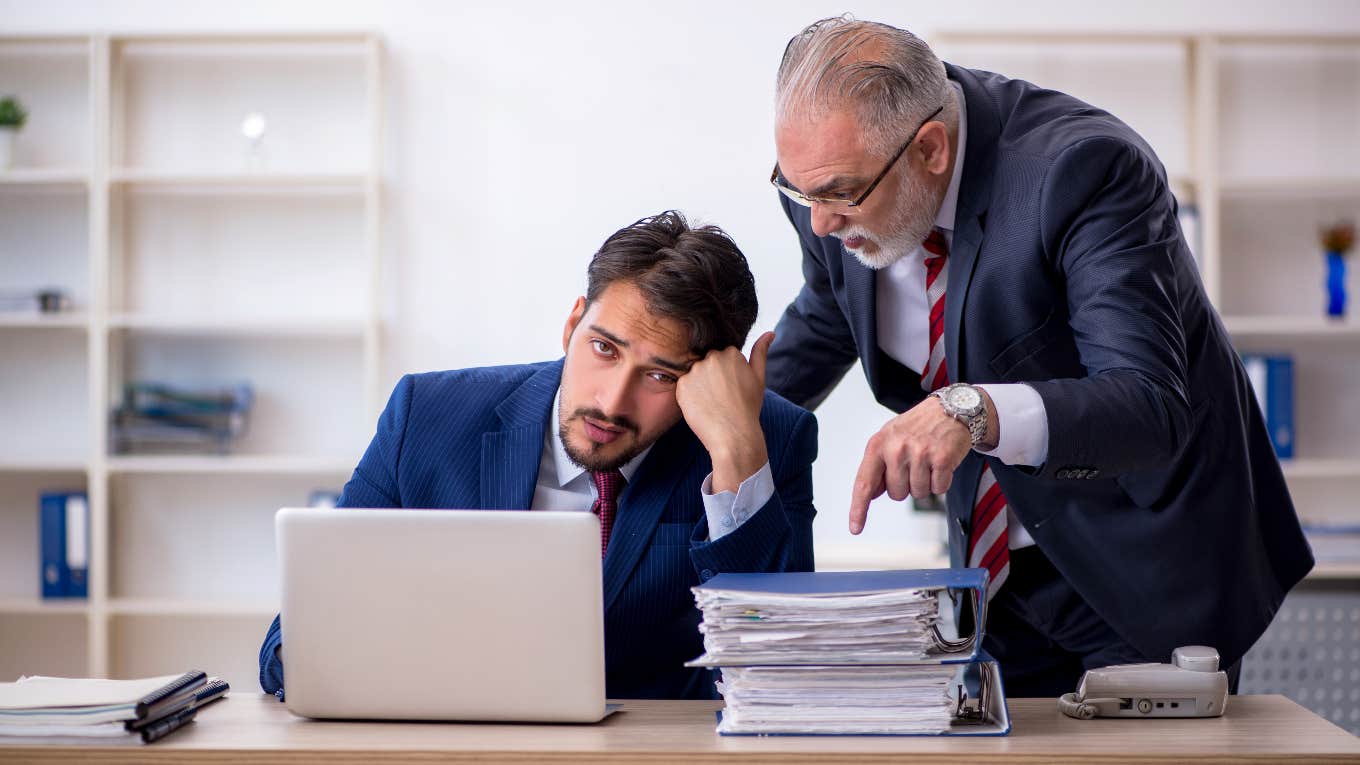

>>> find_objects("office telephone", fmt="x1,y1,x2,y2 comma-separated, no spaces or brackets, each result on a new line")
1057,646,1228,719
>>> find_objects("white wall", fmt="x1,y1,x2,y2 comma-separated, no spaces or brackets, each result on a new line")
4,0,1358,566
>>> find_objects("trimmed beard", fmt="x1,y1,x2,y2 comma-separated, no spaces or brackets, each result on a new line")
558,406,645,473
836,167,944,270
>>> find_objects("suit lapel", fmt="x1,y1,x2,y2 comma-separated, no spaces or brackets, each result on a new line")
943,64,999,383
601,422,699,612
479,361,561,510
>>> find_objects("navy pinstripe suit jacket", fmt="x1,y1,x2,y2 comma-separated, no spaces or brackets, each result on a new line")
260,359,817,700
765,63,1312,669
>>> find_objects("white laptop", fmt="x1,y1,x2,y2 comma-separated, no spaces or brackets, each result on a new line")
276,507,608,722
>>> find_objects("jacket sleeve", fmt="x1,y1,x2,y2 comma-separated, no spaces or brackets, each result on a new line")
258,615,285,698
336,374,416,507
767,194,860,411
687,402,817,576
257,376,415,695
1025,136,1195,479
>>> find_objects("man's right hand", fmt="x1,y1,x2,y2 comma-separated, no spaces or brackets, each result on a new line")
675,332,775,494
849,395,973,534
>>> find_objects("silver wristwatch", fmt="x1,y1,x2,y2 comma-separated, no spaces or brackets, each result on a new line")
933,383,988,447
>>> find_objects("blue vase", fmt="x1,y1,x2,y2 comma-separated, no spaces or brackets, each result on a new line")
1326,251,1347,318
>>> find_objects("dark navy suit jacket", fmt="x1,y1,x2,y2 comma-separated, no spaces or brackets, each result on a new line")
765,63,1312,669
260,359,817,699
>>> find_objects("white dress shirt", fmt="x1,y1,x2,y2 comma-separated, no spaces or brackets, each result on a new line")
874,81,1046,549
529,390,774,541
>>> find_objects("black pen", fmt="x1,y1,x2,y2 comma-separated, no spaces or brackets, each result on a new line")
140,706,197,744
136,670,207,719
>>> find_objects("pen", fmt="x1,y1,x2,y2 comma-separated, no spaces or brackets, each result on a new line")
193,679,230,707
135,670,207,718
140,706,197,744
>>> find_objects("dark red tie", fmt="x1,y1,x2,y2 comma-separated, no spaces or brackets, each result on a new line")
919,227,1009,602
590,470,625,558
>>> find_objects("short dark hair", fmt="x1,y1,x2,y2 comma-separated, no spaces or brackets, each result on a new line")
585,211,758,356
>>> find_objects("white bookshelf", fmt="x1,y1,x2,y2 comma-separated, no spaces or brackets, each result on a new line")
0,32,382,689
933,31,1360,580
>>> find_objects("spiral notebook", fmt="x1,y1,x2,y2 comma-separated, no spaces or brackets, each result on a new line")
0,671,224,744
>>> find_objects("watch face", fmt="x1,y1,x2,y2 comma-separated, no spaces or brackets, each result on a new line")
947,386,982,412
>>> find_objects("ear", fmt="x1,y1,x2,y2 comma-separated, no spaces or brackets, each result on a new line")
917,120,952,177
562,297,587,353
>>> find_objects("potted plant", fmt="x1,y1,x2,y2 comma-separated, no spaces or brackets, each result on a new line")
0,96,29,170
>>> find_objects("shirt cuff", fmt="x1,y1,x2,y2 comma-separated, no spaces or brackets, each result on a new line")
700,462,775,541
976,383,1049,467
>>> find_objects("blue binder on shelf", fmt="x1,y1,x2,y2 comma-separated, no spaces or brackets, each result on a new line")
40,492,89,599
1241,353,1294,459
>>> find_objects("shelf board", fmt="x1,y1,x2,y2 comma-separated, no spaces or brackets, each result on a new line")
1306,563,1360,581
1281,459,1360,479
0,457,87,473
108,313,367,338
107,454,354,475
0,168,88,187
1224,315,1360,339
0,312,87,329
1220,176,1360,197
111,169,368,191
113,31,375,46
0,597,89,615
108,598,277,617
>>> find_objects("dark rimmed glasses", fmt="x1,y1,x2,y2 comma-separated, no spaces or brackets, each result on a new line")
771,105,944,211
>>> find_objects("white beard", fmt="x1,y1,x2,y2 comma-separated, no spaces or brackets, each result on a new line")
835,170,943,271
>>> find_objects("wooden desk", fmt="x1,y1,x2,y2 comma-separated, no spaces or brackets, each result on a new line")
2,694,1358,764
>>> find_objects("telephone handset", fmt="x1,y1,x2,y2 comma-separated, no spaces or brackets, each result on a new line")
1058,645,1228,719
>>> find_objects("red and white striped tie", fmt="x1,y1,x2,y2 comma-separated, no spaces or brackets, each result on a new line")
918,227,1010,602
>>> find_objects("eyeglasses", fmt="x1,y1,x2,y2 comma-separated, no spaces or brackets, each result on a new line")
770,105,944,211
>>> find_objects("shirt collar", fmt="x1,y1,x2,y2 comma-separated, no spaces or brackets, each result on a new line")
548,388,651,487
932,80,968,234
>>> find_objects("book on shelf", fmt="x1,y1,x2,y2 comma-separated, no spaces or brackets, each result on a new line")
40,492,87,600
110,382,254,455
687,568,1010,736
1241,353,1294,459
0,671,229,745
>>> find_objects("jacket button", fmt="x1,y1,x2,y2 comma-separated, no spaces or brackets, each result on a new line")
700,569,714,581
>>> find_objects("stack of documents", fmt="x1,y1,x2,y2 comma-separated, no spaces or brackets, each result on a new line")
692,579,944,665
0,672,228,744
717,665,958,734
111,382,254,455
688,569,1010,736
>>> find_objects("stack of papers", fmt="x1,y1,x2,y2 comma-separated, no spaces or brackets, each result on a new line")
689,570,1001,736
0,672,227,744
717,665,956,734
692,586,942,665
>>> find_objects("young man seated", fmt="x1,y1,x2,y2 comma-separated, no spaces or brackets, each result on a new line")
259,211,818,700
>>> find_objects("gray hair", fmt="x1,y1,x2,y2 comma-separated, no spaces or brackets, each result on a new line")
776,15,960,158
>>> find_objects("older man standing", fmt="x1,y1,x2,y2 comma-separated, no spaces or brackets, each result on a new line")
764,16,1312,697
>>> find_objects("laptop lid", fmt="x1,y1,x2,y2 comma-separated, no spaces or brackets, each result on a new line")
277,507,607,722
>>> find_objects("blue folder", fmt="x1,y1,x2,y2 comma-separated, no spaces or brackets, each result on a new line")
690,568,989,665
40,492,88,599
714,650,1012,737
